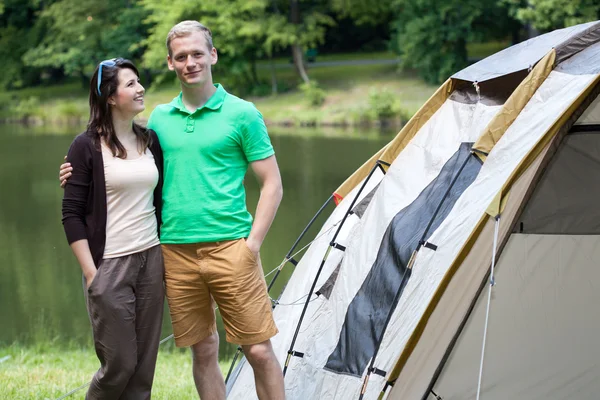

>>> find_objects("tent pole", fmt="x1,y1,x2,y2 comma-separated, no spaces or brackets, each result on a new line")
476,215,501,400
359,151,476,399
283,160,386,377
268,195,334,293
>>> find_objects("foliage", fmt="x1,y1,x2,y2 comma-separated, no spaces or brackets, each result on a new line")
0,0,50,89
503,0,600,32
330,0,393,26
368,88,396,119
299,80,326,107
10,96,40,120
21,0,150,84
390,0,516,84
140,0,333,92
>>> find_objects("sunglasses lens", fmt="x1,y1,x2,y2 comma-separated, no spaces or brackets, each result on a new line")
97,59,118,95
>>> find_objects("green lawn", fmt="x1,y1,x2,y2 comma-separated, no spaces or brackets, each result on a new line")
0,343,232,400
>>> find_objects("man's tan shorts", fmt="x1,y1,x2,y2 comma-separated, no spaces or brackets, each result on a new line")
161,239,278,347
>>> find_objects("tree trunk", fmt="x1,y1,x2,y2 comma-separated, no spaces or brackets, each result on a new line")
290,0,310,84
292,44,310,84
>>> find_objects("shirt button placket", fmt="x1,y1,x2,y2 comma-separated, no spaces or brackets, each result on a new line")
186,114,195,133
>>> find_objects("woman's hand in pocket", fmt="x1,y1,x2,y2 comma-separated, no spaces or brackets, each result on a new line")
85,269,97,290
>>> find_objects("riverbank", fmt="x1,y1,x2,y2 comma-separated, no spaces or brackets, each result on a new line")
0,343,231,399
0,44,508,130
0,63,436,130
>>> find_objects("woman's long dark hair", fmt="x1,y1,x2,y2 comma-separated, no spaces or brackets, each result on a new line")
88,58,151,159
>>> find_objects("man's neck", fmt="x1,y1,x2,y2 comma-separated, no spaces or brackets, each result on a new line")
181,81,217,112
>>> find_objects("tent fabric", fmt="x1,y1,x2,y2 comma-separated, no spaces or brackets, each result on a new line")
472,50,555,156
226,98,502,399
555,20,600,63
452,21,600,83
489,43,600,204
269,99,501,400
575,93,600,124
384,139,554,400
333,79,454,202
431,234,600,400
381,62,600,397
226,22,600,400
324,143,482,377
517,131,600,234
449,71,529,106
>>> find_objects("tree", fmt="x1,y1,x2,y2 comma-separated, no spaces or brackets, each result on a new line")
503,0,600,32
0,0,51,89
390,0,516,84
329,0,392,26
140,0,333,91
22,0,149,87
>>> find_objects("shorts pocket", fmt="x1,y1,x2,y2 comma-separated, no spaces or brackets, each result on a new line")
240,239,258,263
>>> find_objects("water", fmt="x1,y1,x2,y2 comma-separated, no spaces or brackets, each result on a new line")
0,123,390,361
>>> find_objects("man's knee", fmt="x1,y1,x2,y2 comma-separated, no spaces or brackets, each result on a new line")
191,333,219,363
242,340,277,368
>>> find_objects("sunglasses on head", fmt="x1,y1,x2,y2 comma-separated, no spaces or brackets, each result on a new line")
97,58,124,96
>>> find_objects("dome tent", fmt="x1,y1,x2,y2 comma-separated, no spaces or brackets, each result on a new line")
227,20,600,400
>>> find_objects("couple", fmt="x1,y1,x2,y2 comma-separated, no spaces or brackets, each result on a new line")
61,20,285,400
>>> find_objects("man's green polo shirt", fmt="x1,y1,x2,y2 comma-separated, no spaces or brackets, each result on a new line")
147,84,275,244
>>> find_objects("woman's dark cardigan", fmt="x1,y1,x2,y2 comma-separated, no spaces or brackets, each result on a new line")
61,129,163,266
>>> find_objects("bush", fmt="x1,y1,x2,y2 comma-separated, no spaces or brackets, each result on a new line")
299,81,326,107
11,96,40,120
368,88,397,120
56,101,84,120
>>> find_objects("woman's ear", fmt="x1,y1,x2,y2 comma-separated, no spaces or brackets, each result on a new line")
107,95,116,106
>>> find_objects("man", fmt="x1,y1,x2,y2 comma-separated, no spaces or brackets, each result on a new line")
61,20,285,400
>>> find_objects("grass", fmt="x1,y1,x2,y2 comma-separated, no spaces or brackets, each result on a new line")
0,43,510,129
0,343,232,400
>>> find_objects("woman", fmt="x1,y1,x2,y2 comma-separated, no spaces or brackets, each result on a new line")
62,58,164,400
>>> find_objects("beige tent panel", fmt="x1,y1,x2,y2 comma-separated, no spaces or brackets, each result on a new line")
433,233,600,400
497,75,600,203
575,91,600,125
333,79,455,203
472,50,556,158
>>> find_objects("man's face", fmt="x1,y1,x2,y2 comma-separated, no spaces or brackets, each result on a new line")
167,31,217,88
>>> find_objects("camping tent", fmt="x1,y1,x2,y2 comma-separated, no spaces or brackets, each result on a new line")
226,20,600,400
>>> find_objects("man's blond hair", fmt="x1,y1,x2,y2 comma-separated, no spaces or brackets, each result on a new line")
166,21,213,56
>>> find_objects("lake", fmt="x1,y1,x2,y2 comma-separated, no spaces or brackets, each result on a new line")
0,123,391,362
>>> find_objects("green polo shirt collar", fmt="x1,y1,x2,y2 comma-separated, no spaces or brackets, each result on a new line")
167,83,227,114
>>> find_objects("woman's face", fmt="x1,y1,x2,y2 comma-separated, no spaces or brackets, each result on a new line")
109,68,145,117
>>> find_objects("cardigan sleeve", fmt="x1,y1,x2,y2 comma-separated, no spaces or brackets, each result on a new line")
62,134,93,244
148,129,164,235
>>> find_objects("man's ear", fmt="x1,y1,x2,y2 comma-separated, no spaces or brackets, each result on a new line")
211,47,218,66
167,55,175,71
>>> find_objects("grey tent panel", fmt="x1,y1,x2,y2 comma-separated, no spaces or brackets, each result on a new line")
517,130,600,234
316,261,341,299
453,20,600,83
555,40,600,75
352,184,380,219
324,143,482,377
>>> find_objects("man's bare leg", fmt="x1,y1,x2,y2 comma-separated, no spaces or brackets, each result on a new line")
241,339,285,400
191,332,226,399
